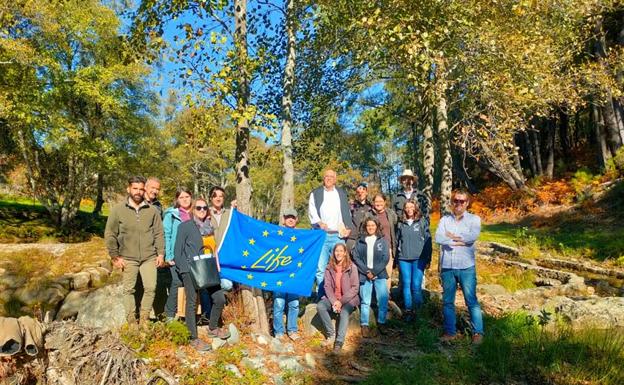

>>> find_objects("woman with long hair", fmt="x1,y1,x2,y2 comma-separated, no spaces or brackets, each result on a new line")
352,217,390,337
163,187,193,321
396,199,431,321
173,197,230,351
316,243,360,352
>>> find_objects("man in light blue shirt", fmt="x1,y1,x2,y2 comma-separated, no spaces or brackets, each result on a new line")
435,190,484,344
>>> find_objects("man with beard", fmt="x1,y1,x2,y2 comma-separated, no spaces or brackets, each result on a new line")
105,176,165,324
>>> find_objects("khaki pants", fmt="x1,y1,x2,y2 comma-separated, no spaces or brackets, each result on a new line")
122,257,157,321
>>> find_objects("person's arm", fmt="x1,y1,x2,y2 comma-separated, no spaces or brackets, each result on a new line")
340,268,360,305
456,215,481,244
308,192,321,227
323,270,338,303
173,223,186,268
104,207,120,258
351,244,368,274
163,212,174,260
372,240,389,277
153,211,165,256
396,225,403,260
435,217,454,246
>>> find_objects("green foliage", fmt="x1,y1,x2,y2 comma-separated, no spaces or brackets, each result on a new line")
607,146,624,177
121,320,190,353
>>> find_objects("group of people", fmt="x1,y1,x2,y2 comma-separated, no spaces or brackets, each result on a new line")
306,169,483,352
104,168,484,353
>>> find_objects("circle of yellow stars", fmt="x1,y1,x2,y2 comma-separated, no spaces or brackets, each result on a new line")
241,229,307,287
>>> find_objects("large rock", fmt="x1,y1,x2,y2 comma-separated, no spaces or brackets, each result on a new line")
56,290,90,320
14,284,67,307
75,284,126,330
302,303,369,337
545,296,624,329
71,272,91,291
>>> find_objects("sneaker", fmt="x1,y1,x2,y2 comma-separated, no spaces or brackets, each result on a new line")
361,325,370,338
190,338,211,352
440,333,458,343
333,341,343,353
472,334,484,345
288,333,300,342
207,327,231,340
322,336,335,348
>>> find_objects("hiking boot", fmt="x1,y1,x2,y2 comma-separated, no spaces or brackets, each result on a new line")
207,327,231,340
361,325,370,338
288,333,301,342
440,333,459,343
333,341,343,353
472,334,484,345
190,338,211,352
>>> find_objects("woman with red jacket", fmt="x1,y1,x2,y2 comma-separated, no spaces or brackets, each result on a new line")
316,243,360,353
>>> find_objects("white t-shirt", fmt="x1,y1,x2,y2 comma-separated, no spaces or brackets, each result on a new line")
365,235,377,269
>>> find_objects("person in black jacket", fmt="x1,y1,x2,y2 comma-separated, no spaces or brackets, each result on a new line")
173,198,230,351
396,200,432,321
352,217,390,337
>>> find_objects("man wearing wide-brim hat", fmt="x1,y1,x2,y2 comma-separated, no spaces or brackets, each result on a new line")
392,169,429,220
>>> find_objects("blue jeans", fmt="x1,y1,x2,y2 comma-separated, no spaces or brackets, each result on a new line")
316,233,341,289
359,278,388,326
273,292,299,335
398,259,427,310
441,266,484,336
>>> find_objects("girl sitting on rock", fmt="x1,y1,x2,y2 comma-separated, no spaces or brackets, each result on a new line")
316,243,360,353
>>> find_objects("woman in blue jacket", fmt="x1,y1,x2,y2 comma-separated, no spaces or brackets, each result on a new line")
163,187,193,321
352,217,390,337
396,199,432,321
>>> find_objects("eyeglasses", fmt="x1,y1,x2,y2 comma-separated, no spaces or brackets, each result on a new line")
452,199,467,205
195,206,209,211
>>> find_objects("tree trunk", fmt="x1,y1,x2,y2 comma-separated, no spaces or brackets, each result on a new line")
523,131,537,176
279,0,296,225
544,119,555,178
478,138,527,191
437,92,452,216
93,172,105,217
531,129,543,175
593,102,611,168
234,0,268,335
559,108,570,158
452,147,478,194
422,110,434,210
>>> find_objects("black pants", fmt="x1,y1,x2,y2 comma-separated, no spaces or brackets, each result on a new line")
180,272,226,339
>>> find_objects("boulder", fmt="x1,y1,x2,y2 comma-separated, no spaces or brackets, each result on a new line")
302,303,367,337
75,284,126,330
13,284,67,307
71,272,91,291
241,356,265,370
85,267,109,287
226,323,240,345
271,355,304,372
547,296,624,329
56,290,90,320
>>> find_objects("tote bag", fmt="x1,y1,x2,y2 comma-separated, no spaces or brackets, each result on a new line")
189,253,221,290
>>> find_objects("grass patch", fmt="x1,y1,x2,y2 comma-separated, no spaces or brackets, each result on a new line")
0,196,107,243
478,260,536,292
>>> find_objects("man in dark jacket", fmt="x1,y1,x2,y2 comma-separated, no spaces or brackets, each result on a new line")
392,169,429,219
105,176,165,324
348,182,372,247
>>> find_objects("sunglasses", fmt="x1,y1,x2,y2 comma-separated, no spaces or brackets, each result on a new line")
195,206,209,211
452,199,467,204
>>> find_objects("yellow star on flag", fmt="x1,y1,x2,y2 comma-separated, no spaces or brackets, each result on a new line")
243,250,249,257
262,230,269,237
247,274,253,280
289,273,295,278
298,247,304,254
277,230,283,236
277,281,283,286
297,262,303,268
261,281,267,287
241,265,247,269
290,235,297,242
249,238,256,245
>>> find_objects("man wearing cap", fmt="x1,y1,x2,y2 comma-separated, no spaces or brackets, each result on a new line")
348,182,372,247
308,169,354,290
273,208,301,340
392,169,429,220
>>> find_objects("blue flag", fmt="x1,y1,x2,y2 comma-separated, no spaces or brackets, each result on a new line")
217,210,326,296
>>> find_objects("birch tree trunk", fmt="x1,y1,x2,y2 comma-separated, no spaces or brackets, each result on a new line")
234,0,269,335
279,0,296,225
422,109,434,211
437,91,452,216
